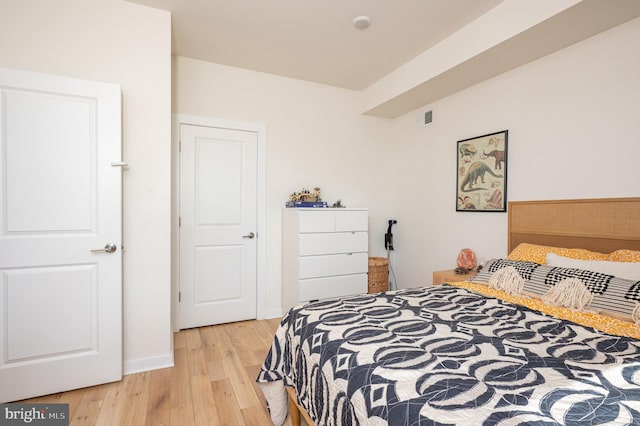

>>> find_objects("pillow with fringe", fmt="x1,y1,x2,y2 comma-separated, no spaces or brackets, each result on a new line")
517,263,640,321
472,258,542,284
472,258,640,324
487,266,525,295
541,277,594,311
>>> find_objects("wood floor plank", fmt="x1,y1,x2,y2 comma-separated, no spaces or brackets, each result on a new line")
241,402,275,425
244,364,270,411
71,383,109,426
185,328,203,350
187,347,209,378
174,330,187,350
170,347,196,426
211,378,246,425
15,319,285,426
212,323,234,349
144,367,173,426
21,387,84,425
190,374,221,426
199,325,217,347
200,326,227,382
56,386,89,424
118,372,150,426
224,321,262,366
221,345,260,409
253,317,281,347
94,377,126,426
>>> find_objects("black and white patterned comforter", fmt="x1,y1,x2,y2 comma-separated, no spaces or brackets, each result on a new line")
257,285,640,425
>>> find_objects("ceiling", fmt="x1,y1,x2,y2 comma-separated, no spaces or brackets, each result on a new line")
125,0,505,90
126,0,640,117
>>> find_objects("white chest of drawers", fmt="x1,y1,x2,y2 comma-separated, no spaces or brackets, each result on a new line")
282,208,368,311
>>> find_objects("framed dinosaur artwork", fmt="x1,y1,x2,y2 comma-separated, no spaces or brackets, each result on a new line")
456,130,508,212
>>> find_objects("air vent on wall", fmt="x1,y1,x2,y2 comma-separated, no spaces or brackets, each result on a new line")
416,110,433,128
423,110,433,126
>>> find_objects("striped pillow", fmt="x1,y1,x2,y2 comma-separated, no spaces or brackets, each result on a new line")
472,258,640,319
473,258,541,283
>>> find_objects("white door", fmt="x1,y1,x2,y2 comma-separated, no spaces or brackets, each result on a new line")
0,69,122,402
179,124,257,329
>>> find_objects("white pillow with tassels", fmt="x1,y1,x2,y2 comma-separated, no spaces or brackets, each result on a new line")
541,277,594,312
488,266,525,295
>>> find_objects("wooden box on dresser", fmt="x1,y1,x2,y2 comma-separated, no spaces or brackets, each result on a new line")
282,208,368,312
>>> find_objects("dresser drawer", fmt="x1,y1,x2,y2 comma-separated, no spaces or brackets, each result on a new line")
298,232,368,256
298,210,335,233
297,209,368,233
335,210,368,232
299,274,367,302
299,252,368,279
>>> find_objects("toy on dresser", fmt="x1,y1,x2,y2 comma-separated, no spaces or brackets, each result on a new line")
286,187,328,208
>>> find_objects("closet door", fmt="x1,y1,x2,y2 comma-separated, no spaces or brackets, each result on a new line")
178,123,258,329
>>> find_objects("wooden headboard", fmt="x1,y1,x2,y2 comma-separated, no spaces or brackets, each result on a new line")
508,198,640,254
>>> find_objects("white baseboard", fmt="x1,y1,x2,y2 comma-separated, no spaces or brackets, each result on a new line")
265,308,283,319
123,352,174,376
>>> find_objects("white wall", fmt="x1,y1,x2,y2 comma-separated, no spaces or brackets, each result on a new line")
389,17,640,289
174,17,640,315
4,0,634,366
0,0,173,373
173,57,396,317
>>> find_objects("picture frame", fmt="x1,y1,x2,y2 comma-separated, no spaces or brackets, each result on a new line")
456,130,508,212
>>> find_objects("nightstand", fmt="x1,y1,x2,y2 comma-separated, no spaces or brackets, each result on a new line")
432,269,477,285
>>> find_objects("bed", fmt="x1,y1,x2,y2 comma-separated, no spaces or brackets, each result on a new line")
257,197,640,425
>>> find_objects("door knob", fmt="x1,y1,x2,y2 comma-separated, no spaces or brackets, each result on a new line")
91,243,118,253
242,232,255,239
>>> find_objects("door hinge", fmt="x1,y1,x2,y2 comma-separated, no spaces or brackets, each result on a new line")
179,291,181,302
179,140,182,152
179,216,181,227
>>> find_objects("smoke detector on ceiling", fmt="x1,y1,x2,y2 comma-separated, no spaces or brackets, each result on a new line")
353,16,371,30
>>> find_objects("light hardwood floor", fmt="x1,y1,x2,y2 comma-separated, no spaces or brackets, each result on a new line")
19,318,303,426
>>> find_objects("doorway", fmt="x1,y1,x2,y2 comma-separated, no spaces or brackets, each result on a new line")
173,115,265,330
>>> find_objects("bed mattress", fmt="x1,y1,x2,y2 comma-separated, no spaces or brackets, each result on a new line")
257,285,640,425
